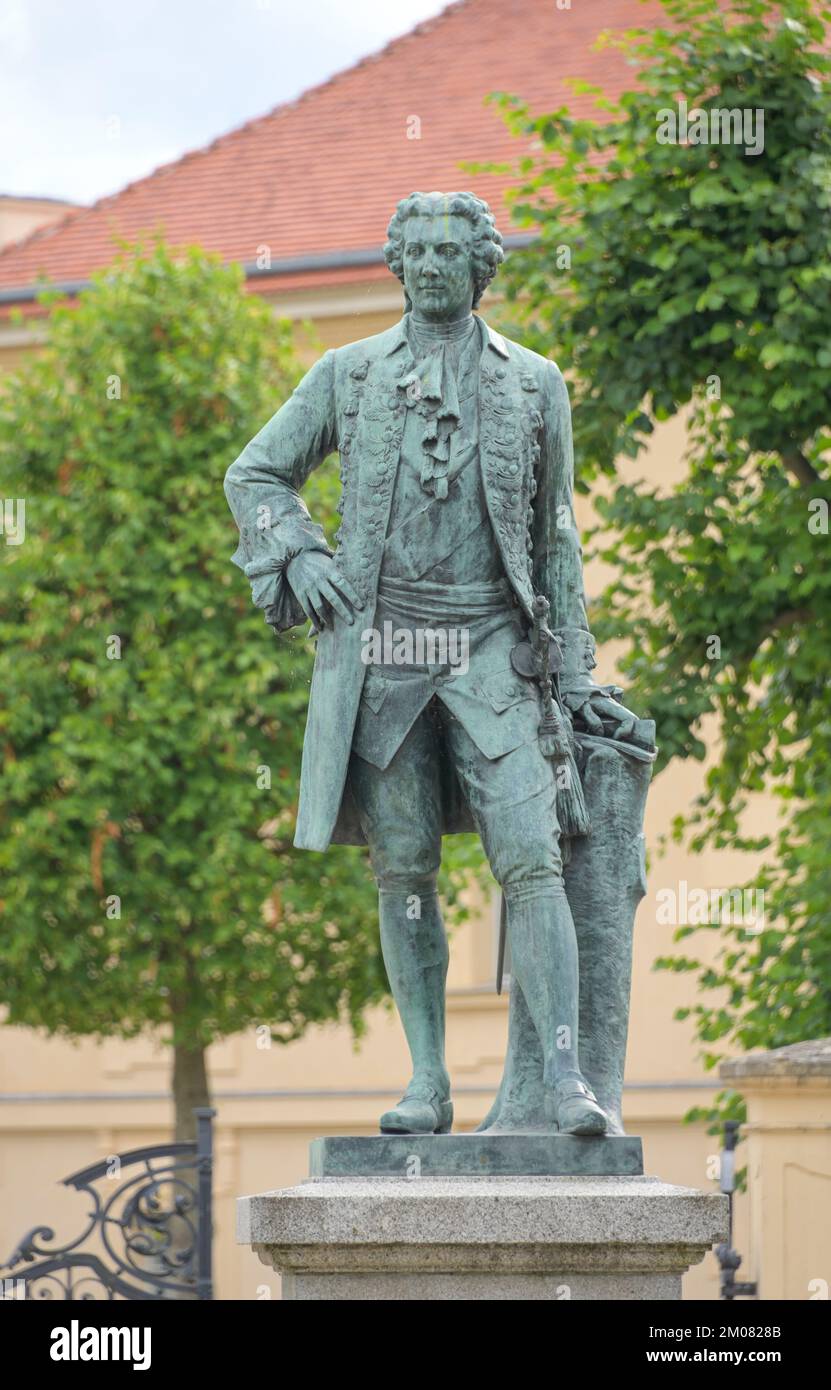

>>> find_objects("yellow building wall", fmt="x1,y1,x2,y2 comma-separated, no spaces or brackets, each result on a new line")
0,277,761,1299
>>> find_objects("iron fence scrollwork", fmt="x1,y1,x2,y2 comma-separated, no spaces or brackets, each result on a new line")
1,1107,215,1301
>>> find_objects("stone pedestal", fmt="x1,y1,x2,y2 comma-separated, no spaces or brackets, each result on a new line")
238,1173,728,1300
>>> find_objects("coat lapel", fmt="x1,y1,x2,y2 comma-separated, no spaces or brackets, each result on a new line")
477,318,536,619
350,320,412,584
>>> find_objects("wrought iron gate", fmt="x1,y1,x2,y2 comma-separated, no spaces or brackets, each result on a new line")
1,1107,214,1300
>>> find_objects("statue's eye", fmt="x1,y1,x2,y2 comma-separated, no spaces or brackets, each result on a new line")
438,245,457,258
406,244,423,256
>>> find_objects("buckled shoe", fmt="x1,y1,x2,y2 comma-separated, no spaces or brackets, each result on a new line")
550,1075,608,1136
380,1078,453,1135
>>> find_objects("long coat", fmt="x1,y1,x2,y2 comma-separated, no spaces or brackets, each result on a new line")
224,314,590,852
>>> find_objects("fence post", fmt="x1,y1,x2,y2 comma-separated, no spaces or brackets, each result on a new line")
195,1107,216,1301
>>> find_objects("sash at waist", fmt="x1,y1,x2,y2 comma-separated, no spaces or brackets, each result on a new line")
376,575,514,628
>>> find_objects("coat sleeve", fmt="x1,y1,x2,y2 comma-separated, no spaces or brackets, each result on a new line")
532,360,591,644
224,349,337,631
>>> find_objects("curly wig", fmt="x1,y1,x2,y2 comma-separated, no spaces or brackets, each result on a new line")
384,191,504,310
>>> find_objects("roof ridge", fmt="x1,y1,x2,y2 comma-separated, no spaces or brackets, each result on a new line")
204,0,474,136
0,0,474,271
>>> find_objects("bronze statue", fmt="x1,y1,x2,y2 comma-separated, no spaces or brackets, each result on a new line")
225,192,655,1140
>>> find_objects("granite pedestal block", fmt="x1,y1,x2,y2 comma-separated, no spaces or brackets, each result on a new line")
237,1173,728,1301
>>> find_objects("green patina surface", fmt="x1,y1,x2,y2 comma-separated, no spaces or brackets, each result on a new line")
309,1133,644,1179
225,192,656,1158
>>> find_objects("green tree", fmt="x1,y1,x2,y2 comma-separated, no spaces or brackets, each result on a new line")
490,0,831,1103
0,243,396,1139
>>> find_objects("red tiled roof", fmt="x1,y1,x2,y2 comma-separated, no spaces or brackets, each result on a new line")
0,0,667,298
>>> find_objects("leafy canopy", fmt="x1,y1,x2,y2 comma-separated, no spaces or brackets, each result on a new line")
0,243,395,1053
489,0,831,1087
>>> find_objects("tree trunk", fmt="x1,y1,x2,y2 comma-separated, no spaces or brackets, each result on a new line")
172,1038,210,1142
168,1029,211,1298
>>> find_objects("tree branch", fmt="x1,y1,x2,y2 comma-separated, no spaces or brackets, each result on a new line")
759,607,812,641
782,450,821,487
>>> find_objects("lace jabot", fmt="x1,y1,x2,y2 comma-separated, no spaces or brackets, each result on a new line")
396,314,479,501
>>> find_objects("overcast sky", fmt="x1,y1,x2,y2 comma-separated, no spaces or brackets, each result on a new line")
0,0,448,205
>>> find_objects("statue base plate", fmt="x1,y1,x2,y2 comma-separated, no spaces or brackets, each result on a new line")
310,1132,643,1178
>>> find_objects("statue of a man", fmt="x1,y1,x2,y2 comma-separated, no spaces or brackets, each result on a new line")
224,191,647,1139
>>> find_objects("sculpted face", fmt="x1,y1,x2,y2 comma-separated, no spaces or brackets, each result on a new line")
561,630,598,677
402,212,476,322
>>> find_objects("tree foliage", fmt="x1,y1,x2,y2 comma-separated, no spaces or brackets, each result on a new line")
491,0,831,1092
0,244,400,1132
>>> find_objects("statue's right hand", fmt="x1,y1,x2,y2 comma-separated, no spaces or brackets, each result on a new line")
286,550,359,628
